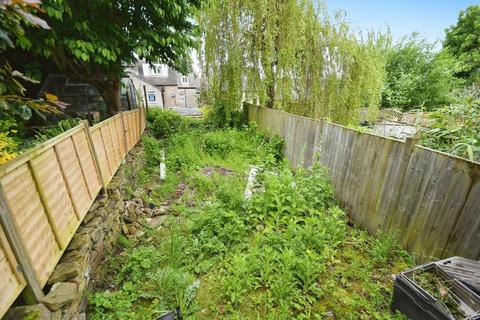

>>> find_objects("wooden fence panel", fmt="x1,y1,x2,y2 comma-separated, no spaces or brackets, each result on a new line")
71,130,102,198
444,174,480,259
55,138,91,220
0,163,60,285
247,104,480,261
0,108,145,318
90,128,111,185
114,116,127,159
389,147,475,260
99,124,116,181
29,149,78,251
0,224,25,318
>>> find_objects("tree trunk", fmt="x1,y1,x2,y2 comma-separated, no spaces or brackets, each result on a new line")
94,78,122,116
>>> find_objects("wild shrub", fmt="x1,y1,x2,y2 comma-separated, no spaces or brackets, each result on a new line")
204,99,247,129
34,118,81,141
147,109,186,139
420,95,480,161
202,131,236,157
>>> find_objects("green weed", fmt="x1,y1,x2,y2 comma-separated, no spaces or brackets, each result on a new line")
90,121,412,320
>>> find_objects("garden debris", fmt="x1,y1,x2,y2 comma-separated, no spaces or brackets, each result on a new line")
392,256,480,320
160,149,166,180
201,166,234,177
122,196,173,235
146,215,168,229
157,308,182,320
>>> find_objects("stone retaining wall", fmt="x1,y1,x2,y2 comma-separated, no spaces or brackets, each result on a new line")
5,179,126,320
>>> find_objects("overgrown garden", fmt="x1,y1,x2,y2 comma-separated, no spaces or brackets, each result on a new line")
89,110,413,319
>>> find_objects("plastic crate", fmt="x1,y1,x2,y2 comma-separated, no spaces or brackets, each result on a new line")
392,257,480,320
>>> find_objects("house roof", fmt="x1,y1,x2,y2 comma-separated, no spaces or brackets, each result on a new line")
132,60,200,89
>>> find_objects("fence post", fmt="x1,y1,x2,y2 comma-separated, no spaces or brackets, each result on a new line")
138,108,142,135
82,121,108,194
0,184,44,303
120,112,129,152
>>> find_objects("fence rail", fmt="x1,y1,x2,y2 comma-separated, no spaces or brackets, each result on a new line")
246,104,480,262
0,108,146,318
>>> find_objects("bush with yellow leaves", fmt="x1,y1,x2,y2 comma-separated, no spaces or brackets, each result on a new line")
0,132,18,164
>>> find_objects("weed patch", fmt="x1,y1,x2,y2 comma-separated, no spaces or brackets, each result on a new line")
90,123,412,319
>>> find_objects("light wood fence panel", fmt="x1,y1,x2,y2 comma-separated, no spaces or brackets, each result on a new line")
0,108,145,318
247,104,480,261
0,224,25,318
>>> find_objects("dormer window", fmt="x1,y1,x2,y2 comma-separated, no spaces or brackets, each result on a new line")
142,63,168,77
181,76,188,84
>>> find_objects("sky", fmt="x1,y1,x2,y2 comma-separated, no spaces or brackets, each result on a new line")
325,0,480,44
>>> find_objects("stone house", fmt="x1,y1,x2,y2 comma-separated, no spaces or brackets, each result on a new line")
129,61,200,110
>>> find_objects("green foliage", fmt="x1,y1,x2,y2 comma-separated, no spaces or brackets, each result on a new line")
420,95,480,161
382,34,462,111
22,0,202,114
444,5,480,84
33,118,80,141
91,124,412,319
200,0,388,124
0,0,49,51
0,131,18,164
0,1,64,123
204,99,247,128
202,131,236,157
147,109,187,139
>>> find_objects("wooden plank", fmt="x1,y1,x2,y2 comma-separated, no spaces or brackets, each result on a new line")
117,117,127,158
443,170,480,259
54,139,91,219
71,135,93,201
0,183,44,302
90,128,111,186
107,121,121,167
0,223,26,318
82,122,108,191
121,112,129,153
99,125,115,181
27,159,65,250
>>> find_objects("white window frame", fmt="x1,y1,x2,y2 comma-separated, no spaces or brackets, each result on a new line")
142,63,168,77
147,91,156,102
181,76,188,84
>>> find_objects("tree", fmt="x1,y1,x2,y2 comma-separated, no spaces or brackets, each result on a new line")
382,34,461,111
27,0,202,115
200,0,388,125
444,5,480,84
0,0,64,121
1,0,66,163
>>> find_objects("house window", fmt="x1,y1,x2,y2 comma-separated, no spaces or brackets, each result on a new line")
147,91,156,102
181,76,188,84
178,91,185,103
142,63,168,77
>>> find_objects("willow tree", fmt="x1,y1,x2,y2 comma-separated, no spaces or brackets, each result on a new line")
200,0,388,124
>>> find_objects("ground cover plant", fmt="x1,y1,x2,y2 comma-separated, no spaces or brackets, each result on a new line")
89,111,413,319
